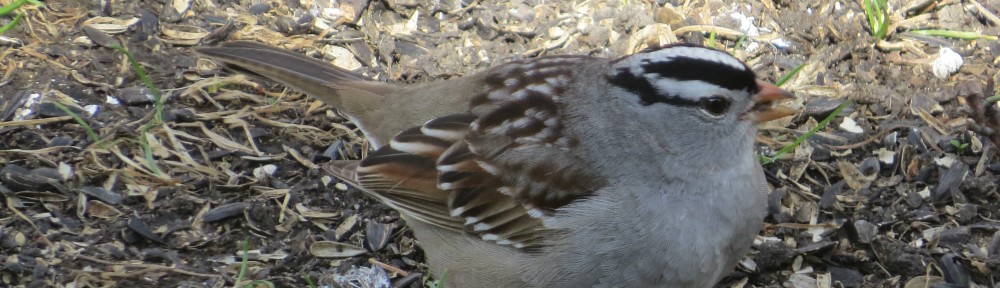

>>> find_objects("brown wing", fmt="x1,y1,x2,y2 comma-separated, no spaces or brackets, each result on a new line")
324,129,466,232
431,116,547,248
325,114,547,248
324,57,607,249
462,56,606,215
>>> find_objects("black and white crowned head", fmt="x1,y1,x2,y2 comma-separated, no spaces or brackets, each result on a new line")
609,43,758,120
598,44,792,151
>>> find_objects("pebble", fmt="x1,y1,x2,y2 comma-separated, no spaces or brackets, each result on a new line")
116,86,156,105
931,47,963,79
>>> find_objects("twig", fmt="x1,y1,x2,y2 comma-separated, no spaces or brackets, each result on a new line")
826,124,914,150
73,254,220,278
368,258,410,276
969,0,1000,25
447,0,480,15
0,116,72,127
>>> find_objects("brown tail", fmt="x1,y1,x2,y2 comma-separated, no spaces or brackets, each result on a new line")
195,41,367,107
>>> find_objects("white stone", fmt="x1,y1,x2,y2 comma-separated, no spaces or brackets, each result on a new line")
839,117,864,134
931,47,963,79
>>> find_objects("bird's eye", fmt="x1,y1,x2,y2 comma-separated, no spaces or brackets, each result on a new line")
699,96,731,117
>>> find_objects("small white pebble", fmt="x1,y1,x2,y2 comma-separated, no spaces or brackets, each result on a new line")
728,9,761,52
14,93,41,121
934,154,958,167
335,183,348,191
921,227,943,240
319,7,344,21
917,187,931,199
252,164,278,178
58,162,73,181
105,95,120,105
769,38,790,50
931,47,963,79
72,36,94,46
84,104,100,116
839,117,864,134
807,226,828,242
547,26,565,39
323,45,362,71
874,148,895,165
321,175,333,186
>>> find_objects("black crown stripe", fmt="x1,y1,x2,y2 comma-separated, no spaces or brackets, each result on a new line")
640,57,757,92
608,54,759,106
607,68,700,107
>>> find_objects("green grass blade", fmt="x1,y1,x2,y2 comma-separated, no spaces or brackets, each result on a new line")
909,29,998,40
863,0,877,36
879,0,890,38
138,123,162,175
873,0,884,38
707,30,717,49
733,34,748,52
775,63,805,87
109,45,165,123
244,280,275,288
863,0,891,39
103,41,167,176
0,12,25,35
985,94,1000,103
428,270,448,288
52,102,100,143
303,273,315,288
760,99,853,165
0,0,27,16
236,239,250,287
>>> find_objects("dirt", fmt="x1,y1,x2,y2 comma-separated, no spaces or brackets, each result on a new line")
0,0,999,287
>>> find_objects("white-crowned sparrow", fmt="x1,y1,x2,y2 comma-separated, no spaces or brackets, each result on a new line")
197,41,794,287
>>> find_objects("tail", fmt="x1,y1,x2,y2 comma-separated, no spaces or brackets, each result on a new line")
197,41,402,146
195,41,368,108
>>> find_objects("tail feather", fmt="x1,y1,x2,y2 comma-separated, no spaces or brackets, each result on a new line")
323,160,361,184
195,41,367,107
197,41,472,148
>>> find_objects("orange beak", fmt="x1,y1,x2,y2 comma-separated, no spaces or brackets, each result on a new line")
749,80,796,123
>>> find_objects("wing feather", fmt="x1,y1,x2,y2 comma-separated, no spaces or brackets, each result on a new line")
322,57,611,249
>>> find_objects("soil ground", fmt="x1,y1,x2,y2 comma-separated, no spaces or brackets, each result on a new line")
0,0,999,287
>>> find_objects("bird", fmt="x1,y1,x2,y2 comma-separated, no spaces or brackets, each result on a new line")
196,40,795,288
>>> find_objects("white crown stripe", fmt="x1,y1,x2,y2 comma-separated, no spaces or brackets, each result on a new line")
646,78,731,102
613,46,748,75
645,46,747,71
